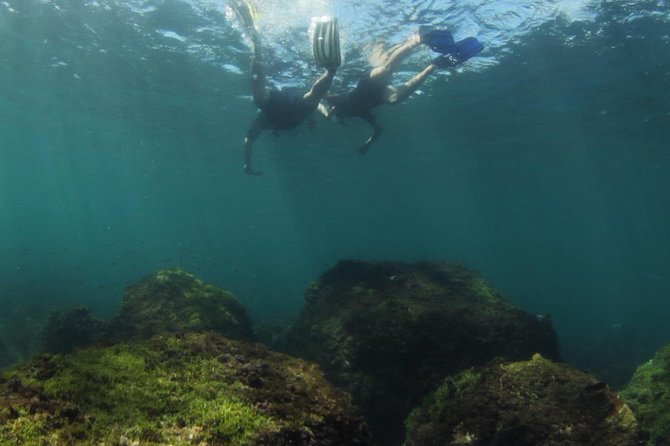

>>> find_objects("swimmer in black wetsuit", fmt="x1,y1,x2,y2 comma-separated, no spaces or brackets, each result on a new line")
242,35,337,175
232,1,340,175
323,28,483,155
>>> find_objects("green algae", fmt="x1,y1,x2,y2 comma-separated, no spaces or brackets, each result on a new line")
288,260,559,445
0,332,372,445
405,354,645,446
621,344,670,446
106,268,254,342
404,367,482,434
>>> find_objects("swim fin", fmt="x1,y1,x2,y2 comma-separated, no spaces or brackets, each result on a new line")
313,16,341,69
419,26,456,54
432,37,484,68
229,0,257,31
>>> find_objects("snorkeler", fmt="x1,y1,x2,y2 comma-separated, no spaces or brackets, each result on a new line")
230,0,341,175
322,28,483,155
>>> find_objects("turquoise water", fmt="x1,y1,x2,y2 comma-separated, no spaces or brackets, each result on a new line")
1,0,669,371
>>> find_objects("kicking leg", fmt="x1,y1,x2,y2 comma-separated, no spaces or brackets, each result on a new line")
251,56,270,108
232,0,269,109
245,27,267,175
303,68,336,106
385,63,435,104
369,34,421,80
248,29,271,108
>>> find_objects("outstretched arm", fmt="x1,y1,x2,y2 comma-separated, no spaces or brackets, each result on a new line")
358,111,383,156
243,116,265,175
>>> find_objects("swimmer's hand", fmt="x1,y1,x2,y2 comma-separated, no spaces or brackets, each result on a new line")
244,165,263,176
316,102,332,119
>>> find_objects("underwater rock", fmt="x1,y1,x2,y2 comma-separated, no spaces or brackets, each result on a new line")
621,343,670,445
405,354,645,446
254,319,292,352
106,268,254,342
0,332,373,445
41,307,106,354
286,260,560,444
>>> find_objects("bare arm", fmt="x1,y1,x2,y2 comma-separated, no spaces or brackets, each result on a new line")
358,112,383,156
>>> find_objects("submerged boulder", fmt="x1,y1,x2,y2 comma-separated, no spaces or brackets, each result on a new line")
405,354,645,446
41,307,105,354
621,343,670,445
286,260,560,444
0,332,373,445
106,268,254,342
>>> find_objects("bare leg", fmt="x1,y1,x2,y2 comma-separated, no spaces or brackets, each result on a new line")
232,0,268,175
369,34,421,80
249,32,270,108
303,68,336,106
385,63,436,104
230,0,268,105
243,30,267,175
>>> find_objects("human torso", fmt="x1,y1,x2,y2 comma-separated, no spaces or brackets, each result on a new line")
348,75,388,112
260,89,312,130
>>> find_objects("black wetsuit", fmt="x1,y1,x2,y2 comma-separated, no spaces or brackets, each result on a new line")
331,75,388,120
349,75,388,111
259,89,315,130
327,75,389,155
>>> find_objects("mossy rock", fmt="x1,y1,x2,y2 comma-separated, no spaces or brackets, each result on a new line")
0,332,373,445
621,343,670,446
405,354,645,446
286,260,559,445
106,268,254,342
41,307,106,354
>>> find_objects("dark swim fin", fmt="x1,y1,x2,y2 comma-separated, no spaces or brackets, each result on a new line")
419,26,456,53
432,37,484,68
